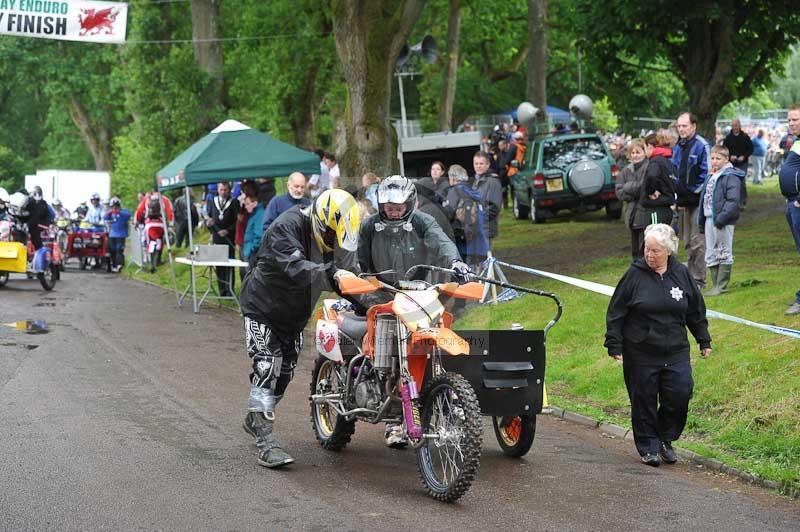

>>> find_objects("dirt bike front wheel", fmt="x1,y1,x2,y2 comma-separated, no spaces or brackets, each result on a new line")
492,415,536,457
416,372,482,503
310,355,355,451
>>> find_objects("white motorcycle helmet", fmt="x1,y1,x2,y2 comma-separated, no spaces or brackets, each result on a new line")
376,175,417,230
0,186,9,204
8,191,28,216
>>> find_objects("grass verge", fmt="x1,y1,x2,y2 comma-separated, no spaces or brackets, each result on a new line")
461,181,799,494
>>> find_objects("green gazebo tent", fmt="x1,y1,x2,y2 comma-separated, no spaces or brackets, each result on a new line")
155,119,320,312
156,119,320,190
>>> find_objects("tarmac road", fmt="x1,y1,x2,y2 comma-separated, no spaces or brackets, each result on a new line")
0,272,797,531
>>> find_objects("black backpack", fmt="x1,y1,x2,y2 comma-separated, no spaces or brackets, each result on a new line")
146,196,162,219
452,189,480,242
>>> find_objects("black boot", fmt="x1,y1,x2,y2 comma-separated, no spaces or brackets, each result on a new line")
250,412,294,468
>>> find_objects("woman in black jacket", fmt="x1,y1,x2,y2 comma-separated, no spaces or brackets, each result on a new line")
641,130,676,226
605,224,712,467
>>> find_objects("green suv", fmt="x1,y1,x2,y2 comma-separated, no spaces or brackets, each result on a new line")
511,133,622,223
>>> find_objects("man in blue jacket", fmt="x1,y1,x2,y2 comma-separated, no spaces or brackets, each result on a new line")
672,112,711,289
262,172,311,232
780,105,800,315
104,197,131,273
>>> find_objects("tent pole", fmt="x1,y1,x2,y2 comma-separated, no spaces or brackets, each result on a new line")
160,194,180,305
185,185,198,313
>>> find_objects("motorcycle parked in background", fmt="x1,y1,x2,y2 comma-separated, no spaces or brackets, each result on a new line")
54,217,71,269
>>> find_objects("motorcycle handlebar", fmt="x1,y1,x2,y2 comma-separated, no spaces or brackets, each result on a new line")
405,265,563,337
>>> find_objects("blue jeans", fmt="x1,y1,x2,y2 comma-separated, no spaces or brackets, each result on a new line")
787,200,800,303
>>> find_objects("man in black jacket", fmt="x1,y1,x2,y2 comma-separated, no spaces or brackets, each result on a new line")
239,189,360,468
205,182,239,296
722,118,753,205
25,187,53,250
472,151,503,244
173,190,198,248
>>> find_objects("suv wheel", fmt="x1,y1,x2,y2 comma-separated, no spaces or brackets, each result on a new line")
513,195,530,220
530,198,546,224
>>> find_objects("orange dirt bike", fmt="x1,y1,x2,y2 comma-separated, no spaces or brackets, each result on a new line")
309,265,562,502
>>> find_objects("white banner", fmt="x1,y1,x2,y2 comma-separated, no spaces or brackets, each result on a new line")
0,0,127,44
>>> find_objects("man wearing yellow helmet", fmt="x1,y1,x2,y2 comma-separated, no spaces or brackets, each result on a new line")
239,188,360,468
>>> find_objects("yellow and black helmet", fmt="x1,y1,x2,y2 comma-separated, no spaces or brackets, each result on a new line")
310,189,360,253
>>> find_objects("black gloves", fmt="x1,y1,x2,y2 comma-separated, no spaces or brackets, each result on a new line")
451,260,472,284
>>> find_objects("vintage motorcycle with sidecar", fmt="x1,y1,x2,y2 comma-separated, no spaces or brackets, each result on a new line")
0,221,61,291
309,265,561,502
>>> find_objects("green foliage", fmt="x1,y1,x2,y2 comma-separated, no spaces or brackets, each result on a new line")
38,99,94,169
112,134,160,207
770,45,800,108
591,96,618,132
572,0,800,133
416,0,529,131
3,1,800,191
719,89,780,120
223,0,340,147
0,144,27,191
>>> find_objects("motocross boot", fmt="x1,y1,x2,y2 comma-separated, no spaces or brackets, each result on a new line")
243,411,259,438
251,412,294,468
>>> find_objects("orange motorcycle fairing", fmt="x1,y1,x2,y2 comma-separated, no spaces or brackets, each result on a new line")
437,281,484,301
407,328,470,387
409,328,470,357
338,275,380,295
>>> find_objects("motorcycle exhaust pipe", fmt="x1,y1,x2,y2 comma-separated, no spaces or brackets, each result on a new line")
310,393,342,404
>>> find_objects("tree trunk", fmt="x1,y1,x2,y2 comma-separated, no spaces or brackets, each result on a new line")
190,0,225,124
331,0,427,182
526,0,547,122
68,97,112,171
438,0,460,132
682,13,736,141
292,63,321,149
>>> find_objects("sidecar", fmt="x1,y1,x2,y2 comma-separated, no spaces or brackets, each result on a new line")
445,329,546,457
67,228,111,272
0,240,59,291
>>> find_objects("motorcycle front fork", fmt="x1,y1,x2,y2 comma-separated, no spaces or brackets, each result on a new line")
397,321,424,440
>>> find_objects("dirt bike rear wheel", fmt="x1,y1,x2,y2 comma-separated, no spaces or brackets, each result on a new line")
492,415,536,457
416,372,482,502
310,355,355,451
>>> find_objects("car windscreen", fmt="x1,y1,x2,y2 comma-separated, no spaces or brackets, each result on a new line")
542,138,607,170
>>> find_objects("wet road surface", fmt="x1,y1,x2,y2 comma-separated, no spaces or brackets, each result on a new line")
1,272,797,531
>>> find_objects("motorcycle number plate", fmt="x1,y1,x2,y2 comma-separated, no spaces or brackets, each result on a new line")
545,178,563,192
315,320,343,363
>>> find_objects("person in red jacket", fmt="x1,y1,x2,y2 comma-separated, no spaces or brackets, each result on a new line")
134,190,174,225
